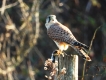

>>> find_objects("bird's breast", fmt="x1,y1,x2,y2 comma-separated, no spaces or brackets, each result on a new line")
54,41,69,51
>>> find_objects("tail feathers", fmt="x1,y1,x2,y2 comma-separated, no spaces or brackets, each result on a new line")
73,41,89,49
79,49,91,61
73,47,91,61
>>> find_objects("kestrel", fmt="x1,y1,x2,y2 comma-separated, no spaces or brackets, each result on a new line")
45,15,91,61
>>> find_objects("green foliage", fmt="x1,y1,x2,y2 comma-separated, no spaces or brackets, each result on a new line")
88,17,96,26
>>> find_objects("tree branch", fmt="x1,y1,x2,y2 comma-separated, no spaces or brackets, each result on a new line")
81,26,101,80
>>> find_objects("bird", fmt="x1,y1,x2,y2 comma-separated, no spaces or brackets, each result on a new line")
45,15,91,61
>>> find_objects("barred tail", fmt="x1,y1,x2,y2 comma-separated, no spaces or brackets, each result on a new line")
72,46,91,61
79,49,91,61
73,41,89,49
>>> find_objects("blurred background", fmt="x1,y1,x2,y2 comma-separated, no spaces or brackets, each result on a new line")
0,0,106,80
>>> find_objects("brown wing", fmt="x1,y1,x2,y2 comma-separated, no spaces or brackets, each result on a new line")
47,22,77,45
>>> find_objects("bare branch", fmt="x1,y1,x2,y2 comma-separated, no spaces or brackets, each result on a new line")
33,47,45,63
0,1,18,13
81,26,101,80
1,0,6,15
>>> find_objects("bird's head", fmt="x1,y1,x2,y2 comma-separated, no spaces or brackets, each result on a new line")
45,15,58,29
46,15,57,23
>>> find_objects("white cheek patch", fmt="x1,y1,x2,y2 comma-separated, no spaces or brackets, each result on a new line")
46,18,50,23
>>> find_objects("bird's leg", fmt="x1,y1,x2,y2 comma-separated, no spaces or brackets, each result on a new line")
52,50,60,56
51,50,67,63
51,50,63,62
57,50,68,57
52,49,64,57
58,50,65,57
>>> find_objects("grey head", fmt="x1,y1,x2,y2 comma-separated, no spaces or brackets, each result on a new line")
46,15,57,23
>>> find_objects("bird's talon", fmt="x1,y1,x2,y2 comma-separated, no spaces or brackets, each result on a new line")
53,50,65,57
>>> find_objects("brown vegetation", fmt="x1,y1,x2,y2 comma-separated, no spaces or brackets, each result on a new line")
0,0,106,80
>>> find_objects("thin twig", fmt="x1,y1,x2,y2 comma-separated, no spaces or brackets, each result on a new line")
0,1,18,12
19,0,36,31
27,61,35,80
18,0,29,18
33,0,40,44
33,47,45,63
1,0,6,15
81,26,101,80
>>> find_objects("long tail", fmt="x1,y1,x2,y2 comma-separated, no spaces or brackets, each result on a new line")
72,46,91,61
73,41,89,49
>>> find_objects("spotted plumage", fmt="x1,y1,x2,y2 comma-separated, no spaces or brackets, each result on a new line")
45,15,91,61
